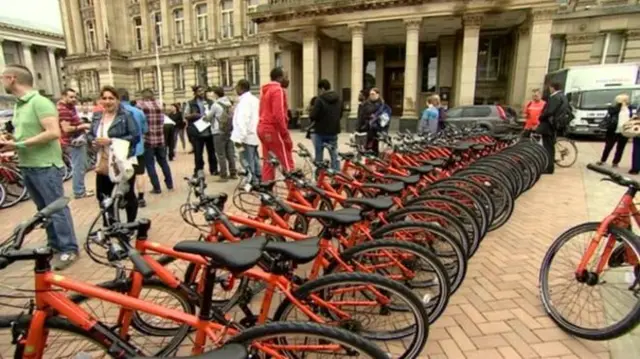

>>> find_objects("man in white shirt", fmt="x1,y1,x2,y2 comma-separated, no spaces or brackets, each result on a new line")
231,79,261,180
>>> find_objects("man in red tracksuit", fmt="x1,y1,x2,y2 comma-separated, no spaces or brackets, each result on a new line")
258,67,294,180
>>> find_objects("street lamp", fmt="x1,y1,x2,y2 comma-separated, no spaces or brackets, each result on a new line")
188,51,216,87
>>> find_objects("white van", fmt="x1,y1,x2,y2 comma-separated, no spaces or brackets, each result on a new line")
565,85,640,135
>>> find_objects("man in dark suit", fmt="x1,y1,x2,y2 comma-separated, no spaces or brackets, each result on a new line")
538,82,570,174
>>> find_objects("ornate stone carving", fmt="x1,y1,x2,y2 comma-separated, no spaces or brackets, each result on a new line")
566,32,599,45
257,32,275,44
348,23,365,36
627,30,640,41
531,7,556,22
128,4,141,16
404,18,422,32
147,0,161,12
462,13,483,28
300,26,317,39
81,7,95,19
168,0,182,7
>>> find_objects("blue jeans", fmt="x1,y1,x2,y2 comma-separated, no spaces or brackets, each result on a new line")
68,145,87,196
312,134,339,170
242,144,261,182
20,166,78,253
144,145,174,192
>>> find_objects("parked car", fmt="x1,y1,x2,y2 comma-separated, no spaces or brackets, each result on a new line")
443,105,520,134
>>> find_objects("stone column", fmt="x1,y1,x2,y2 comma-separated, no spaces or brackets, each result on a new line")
58,0,75,54
301,27,319,126
402,18,422,124
94,0,106,50
47,48,61,95
21,42,35,74
524,8,554,99
349,23,365,121
455,13,482,106
320,38,339,91
182,0,193,45
233,0,243,38
509,26,531,108
374,46,384,91
207,0,216,42
69,0,85,53
140,0,150,51
258,32,275,86
160,0,170,48
438,36,455,91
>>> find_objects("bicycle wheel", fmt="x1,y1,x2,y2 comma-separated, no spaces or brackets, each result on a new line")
67,278,193,356
371,221,467,294
403,194,482,257
0,182,5,208
454,169,514,231
229,321,388,359
0,166,28,208
0,315,111,358
555,138,578,168
386,206,474,257
539,222,640,340
419,185,488,243
273,272,428,359
325,239,451,324
432,177,495,226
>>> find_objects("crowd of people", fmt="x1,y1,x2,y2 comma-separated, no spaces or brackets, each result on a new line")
1,58,636,271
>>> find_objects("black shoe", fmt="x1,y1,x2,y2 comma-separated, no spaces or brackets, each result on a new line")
613,163,619,168
630,170,639,175
138,198,147,208
230,173,238,180
150,189,162,194
211,171,220,176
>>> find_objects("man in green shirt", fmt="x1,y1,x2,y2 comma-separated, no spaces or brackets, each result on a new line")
0,64,79,270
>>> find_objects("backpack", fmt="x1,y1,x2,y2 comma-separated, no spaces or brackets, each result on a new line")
217,101,233,134
552,97,573,133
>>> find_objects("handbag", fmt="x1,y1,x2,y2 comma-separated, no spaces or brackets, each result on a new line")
95,121,110,175
622,116,640,138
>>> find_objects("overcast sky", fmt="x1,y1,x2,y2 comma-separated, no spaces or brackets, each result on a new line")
0,0,63,34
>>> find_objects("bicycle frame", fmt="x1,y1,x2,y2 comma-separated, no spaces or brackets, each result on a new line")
577,188,640,275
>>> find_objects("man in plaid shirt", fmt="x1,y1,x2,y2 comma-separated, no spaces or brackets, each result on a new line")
137,88,173,193
57,88,93,199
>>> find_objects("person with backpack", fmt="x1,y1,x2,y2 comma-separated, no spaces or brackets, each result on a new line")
309,79,342,171
522,89,546,136
597,93,633,168
207,86,236,181
538,82,571,174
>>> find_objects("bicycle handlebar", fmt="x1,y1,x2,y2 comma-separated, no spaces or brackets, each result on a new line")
587,163,640,188
3,197,71,251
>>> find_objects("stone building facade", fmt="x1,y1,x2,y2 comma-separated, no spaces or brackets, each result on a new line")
60,1,640,129
0,20,66,97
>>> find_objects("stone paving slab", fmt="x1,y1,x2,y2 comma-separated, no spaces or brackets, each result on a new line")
0,132,638,358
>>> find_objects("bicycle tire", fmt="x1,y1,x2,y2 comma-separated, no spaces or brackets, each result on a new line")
432,177,496,226
386,206,474,257
325,239,451,324
476,157,525,197
0,314,112,358
539,222,640,340
67,278,193,356
0,182,5,209
502,147,539,191
0,166,28,208
403,194,482,254
555,138,578,168
229,321,388,359
453,169,515,231
370,221,467,294
512,143,545,179
272,272,428,359
419,185,488,242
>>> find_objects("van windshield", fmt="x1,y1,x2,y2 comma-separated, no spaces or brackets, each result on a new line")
579,89,640,109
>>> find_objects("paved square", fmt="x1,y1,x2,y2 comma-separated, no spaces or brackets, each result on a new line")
0,132,638,358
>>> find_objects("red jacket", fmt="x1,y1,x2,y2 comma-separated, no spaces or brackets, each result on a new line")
258,81,289,137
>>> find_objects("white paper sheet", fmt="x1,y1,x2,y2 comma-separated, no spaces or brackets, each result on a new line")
194,117,211,133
